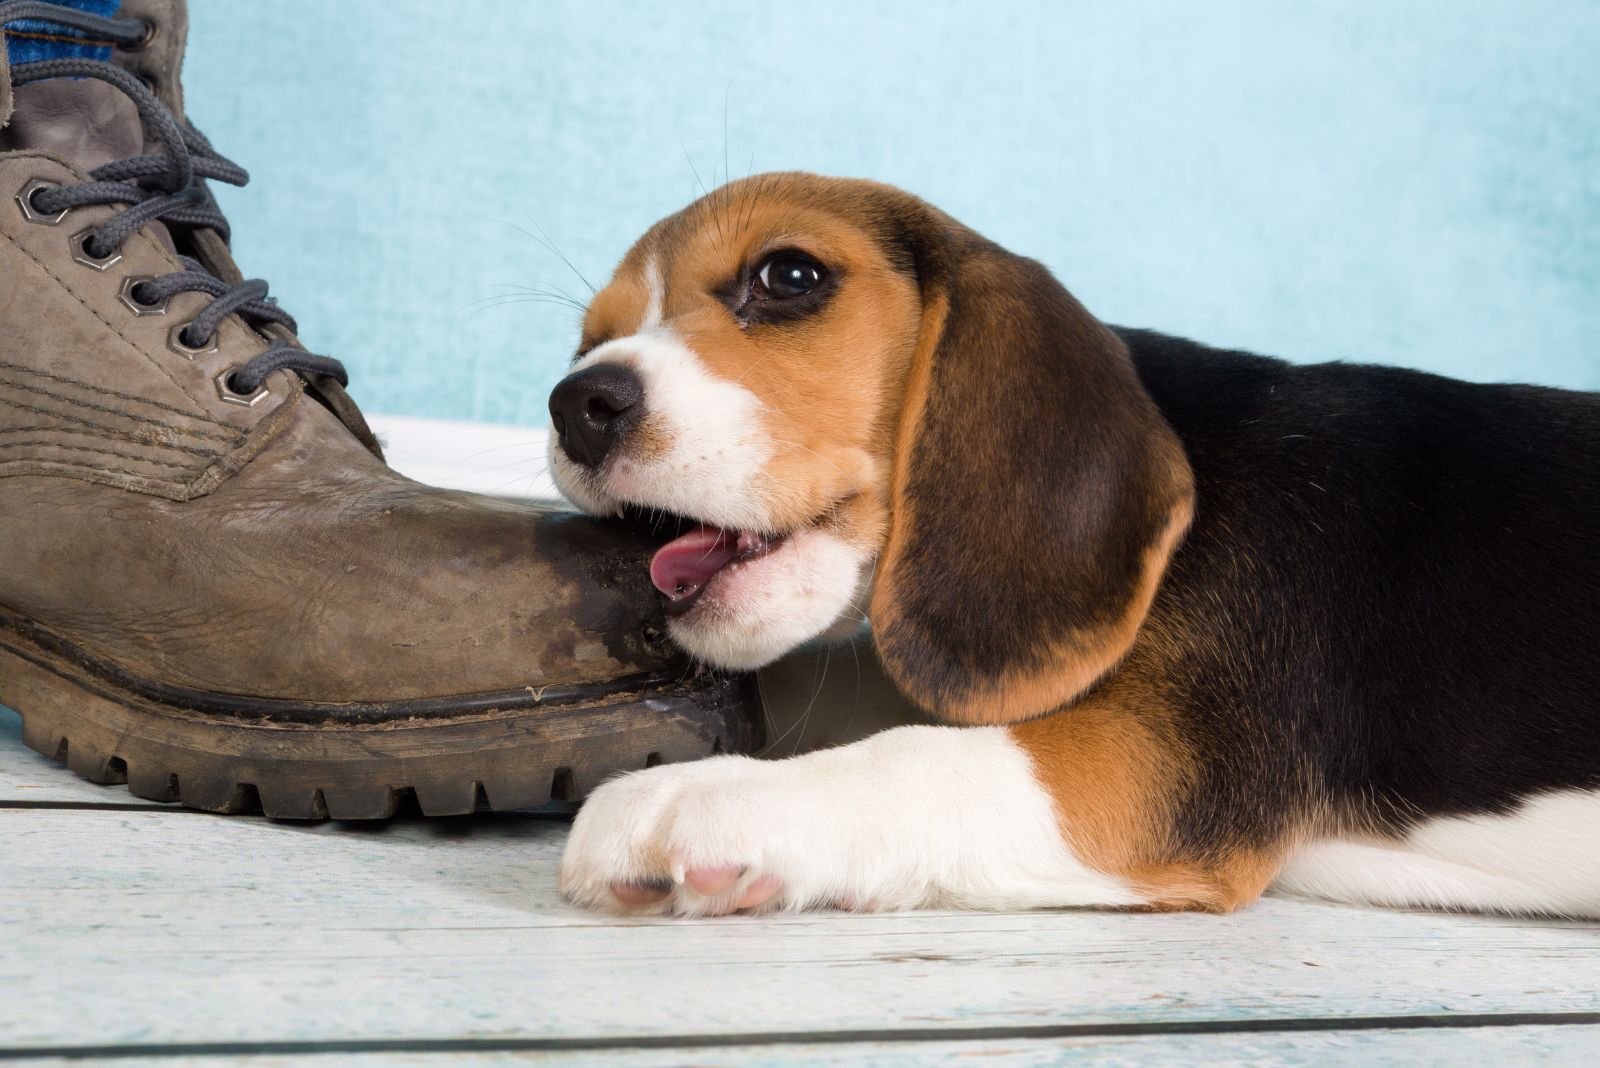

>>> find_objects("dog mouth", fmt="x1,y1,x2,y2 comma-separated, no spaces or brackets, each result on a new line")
648,524,787,617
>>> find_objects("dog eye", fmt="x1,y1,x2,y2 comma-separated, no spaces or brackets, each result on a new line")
756,252,826,299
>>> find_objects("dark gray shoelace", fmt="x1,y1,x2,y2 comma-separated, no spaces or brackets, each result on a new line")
4,3,347,394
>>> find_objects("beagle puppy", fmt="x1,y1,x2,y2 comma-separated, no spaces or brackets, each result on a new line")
548,173,1600,918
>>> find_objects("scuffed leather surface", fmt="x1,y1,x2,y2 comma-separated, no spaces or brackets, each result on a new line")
0,394,680,703
0,153,292,500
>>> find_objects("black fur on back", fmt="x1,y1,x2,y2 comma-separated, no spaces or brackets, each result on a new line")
1114,327,1600,848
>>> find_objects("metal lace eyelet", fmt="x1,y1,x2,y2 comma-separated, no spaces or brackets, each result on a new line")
119,276,169,316
70,229,123,271
123,20,158,52
168,321,218,359
215,366,270,407
16,179,68,225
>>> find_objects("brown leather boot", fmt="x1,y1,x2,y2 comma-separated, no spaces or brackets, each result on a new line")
0,1,757,818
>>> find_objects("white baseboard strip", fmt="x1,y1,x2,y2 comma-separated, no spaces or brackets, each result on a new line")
364,414,562,501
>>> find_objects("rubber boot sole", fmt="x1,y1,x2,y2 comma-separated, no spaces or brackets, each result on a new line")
0,613,759,819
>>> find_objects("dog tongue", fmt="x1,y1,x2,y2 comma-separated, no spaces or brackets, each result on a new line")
650,525,740,599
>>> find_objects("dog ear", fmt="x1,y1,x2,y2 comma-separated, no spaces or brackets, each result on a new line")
868,208,1194,725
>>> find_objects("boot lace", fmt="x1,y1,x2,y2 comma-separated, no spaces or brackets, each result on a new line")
3,2,347,394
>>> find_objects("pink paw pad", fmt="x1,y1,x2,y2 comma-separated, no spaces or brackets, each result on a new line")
685,865,744,896
734,873,782,910
609,879,672,906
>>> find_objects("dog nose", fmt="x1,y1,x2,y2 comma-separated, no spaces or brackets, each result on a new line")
549,364,644,469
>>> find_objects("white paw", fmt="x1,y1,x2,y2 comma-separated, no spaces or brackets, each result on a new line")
559,753,851,916
559,725,1142,917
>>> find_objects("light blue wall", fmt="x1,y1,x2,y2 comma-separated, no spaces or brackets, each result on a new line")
184,1,1600,425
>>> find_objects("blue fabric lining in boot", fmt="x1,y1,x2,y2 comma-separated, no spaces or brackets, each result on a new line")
4,0,120,65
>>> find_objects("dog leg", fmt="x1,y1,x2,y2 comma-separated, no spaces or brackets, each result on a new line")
559,724,1145,915
1273,791,1600,919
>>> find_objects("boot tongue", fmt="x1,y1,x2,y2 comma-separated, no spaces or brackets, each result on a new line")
1,78,143,170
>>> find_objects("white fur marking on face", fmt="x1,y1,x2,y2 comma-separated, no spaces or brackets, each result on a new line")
1273,789,1600,918
560,724,1144,916
640,256,665,331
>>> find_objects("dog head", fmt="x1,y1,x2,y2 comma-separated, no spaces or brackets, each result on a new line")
549,174,1193,724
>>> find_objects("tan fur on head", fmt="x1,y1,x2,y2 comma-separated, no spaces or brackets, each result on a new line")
583,178,923,515
550,173,1194,720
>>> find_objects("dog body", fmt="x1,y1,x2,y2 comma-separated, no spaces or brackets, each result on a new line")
548,174,1600,917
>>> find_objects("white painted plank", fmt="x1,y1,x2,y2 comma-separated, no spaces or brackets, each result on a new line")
3,807,1597,1051
8,1025,1600,1067
589,1026,1600,1068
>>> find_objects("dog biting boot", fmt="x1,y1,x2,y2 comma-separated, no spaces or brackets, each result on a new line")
0,0,758,818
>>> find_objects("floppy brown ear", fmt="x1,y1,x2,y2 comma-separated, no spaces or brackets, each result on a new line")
869,211,1194,725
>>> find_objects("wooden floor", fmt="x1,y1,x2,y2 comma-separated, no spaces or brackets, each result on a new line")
3,705,1598,1067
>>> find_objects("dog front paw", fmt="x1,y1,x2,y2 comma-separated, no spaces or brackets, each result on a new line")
559,753,864,916
558,725,1136,917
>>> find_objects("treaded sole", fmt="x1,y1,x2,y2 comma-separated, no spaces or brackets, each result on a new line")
0,629,759,820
